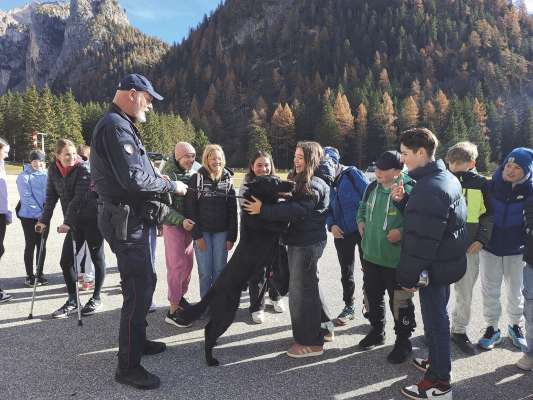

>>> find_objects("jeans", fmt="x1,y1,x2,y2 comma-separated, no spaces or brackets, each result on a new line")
419,283,451,382
333,231,363,307
287,240,326,346
523,264,533,357
194,231,228,299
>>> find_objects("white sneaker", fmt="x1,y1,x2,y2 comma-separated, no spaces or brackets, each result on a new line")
252,310,265,324
517,354,533,371
272,299,285,313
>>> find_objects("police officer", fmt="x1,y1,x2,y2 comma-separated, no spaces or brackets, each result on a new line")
90,73,188,390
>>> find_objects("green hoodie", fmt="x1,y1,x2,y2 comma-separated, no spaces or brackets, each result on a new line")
160,155,195,226
356,173,412,268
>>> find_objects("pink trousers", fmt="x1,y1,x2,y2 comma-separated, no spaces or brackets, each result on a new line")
163,225,194,305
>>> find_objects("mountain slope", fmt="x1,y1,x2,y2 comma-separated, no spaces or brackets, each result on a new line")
155,0,533,167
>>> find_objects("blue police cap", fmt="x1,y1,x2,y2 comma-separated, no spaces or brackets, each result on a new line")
117,73,163,101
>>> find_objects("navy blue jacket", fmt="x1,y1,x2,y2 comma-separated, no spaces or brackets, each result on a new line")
90,104,176,210
326,166,369,235
260,160,333,247
486,167,533,257
396,160,468,287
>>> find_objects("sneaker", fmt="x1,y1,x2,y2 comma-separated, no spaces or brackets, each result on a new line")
52,300,77,319
143,340,167,355
81,298,103,316
0,290,13,303
37,275,48,286
508,324,528,352
451,332,477,355
401,378,452,399
115,365,160,390
516,354,533,371
321,321,335,342
24,276,36,287
359,329,385,350
412,357,430,373
252,310,265,324
271,299,285,313
478,326,502,350
80,281,95,291
165,309,192,328
179,297,191,309
335,305,355,326
387,337,412,364
149,301,157,313
286,343,324,358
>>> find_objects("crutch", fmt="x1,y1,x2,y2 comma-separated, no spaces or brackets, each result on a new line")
28,228,47,320
71,233,83,326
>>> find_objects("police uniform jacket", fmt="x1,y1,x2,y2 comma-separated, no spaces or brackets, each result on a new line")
90,104,176,210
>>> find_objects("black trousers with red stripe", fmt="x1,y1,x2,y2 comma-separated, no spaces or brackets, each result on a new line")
100,207,156,370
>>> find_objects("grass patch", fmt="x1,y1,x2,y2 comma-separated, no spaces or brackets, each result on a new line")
5,163,23,175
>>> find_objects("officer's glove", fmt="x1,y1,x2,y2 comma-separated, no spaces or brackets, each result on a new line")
173,181,188,196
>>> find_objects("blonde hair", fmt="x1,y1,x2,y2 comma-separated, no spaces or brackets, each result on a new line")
55,138,76,158
446,141,478,164
202,144,226,180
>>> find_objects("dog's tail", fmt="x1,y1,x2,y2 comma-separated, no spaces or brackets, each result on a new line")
179,295,210,322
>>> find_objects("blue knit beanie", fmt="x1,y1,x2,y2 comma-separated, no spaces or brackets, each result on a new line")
324,146,340,165
504,147,533,176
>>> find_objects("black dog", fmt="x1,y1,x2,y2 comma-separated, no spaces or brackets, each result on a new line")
178,175,293,366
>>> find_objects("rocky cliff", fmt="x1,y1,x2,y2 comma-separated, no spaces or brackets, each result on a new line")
0,0,168,101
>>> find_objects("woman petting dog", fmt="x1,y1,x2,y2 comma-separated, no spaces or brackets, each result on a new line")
244,141,334,359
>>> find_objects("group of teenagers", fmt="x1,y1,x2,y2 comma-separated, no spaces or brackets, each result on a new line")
1,124,533,400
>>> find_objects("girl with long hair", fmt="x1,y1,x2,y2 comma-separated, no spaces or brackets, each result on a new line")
184,144,238,300
243,141,334,358
36,139,106,318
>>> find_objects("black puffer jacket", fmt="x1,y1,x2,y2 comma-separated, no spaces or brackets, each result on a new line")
524,196,533,265
39,161,94,227
395,160,468,287
260,160,334,247
184,167,238,242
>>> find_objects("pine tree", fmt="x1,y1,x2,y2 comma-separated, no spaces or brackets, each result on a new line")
333,92,355,137
525,107,533,149
318,100,341,149
22,86,40,151
194,129,210,159
487,102,503,163
270,103,296,168
379,92,397,149
248,125,272,160
434,89,450,133
400,96,419,131
354,102,368,167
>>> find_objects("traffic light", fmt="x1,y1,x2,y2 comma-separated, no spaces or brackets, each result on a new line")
32,132,38,148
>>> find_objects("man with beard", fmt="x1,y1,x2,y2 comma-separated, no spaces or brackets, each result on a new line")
90,74,188,390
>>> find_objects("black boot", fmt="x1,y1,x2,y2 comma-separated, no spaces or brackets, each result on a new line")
143,340,167,355
387,336,412,364
115,365,160,390
359,328,385,350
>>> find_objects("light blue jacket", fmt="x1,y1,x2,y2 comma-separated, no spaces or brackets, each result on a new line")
16,164,47,219
0,162,11,223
